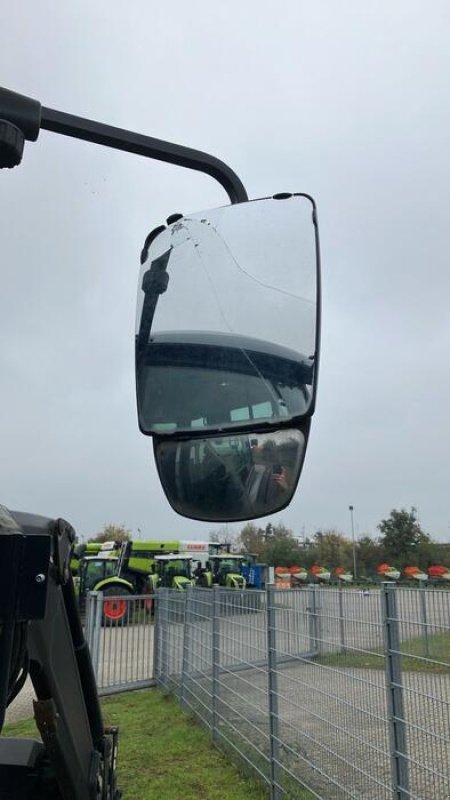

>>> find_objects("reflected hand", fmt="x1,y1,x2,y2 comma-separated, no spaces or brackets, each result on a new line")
271,468,289,491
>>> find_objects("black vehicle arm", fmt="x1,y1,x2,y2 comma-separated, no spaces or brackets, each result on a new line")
0,505,120,800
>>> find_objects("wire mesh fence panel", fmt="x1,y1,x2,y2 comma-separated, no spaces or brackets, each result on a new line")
213,587,272,790
152,584,450,800
268,586,392,800
180,588,214,730
269,588,320,661
387,587,450,800
87,592,155,694
153,588,186,694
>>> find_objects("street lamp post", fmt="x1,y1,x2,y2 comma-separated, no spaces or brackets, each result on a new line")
348,505,357,582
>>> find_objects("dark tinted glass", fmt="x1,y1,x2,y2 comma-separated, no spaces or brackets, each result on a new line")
137,332,313,434
154,428,305,522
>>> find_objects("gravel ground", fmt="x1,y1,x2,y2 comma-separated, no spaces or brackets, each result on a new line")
4,678,35,724
194,659,450,800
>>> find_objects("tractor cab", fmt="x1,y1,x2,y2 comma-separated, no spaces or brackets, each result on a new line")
78,554,120,597
153,554,194,590
210,554,247,589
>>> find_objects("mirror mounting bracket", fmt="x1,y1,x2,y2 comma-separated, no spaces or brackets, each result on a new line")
0,86,248,204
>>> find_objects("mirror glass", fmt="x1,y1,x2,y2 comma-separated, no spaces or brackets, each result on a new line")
136,194,319,436
154,428,306,522
137,331,313,434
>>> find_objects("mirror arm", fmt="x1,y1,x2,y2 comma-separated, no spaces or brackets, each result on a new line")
0,87,248,204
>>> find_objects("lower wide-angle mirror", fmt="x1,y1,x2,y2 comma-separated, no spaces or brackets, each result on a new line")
154,428,307,522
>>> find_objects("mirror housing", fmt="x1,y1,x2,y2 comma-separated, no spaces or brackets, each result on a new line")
135,194,320,522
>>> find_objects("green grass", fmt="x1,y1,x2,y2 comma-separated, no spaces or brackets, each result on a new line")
2,689,269,800
105,690,271,799
0,716,35,738
314,631,450,673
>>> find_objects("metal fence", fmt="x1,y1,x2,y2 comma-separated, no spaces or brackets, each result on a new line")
5,591,157,724
85,592,155,695
154,584,450,800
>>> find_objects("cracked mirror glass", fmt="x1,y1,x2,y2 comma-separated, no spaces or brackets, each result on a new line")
136,195,319,436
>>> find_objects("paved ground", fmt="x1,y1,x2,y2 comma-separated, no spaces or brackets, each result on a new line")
212,658,450,800
164,587,450,800
5,678,35,724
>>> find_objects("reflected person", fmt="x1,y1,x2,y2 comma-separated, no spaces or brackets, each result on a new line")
246,438,292,510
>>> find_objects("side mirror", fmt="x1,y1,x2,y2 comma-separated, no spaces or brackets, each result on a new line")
136,193,320,522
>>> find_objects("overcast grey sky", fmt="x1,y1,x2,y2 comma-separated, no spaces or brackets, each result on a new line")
1,1,450,543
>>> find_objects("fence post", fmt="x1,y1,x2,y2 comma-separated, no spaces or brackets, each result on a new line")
158,588,170,690
180,589,190,708
267,585,282,800
338,583,345,653
308,584,319,655
84,590,93,649
382,583,409,799
419,583,429,658
212,585,220,745
90,591,103,683
152,589,160,682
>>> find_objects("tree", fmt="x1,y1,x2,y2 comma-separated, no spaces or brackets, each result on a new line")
377,508,431,567
91,523,131,543
238,523,265,558
356,535,381,576
208,526,239,550
312,530,353,571
237,522,304,566
427,541,450,568
262,531,303,567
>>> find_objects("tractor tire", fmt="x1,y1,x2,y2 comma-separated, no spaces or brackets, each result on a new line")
102,586,132,625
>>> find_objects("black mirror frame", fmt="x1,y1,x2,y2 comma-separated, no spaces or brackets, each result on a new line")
135,192,322,440
152,417,312,523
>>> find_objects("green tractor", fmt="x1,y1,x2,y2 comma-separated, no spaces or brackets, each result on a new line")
149,554,195,591
70,540,119,577
208,554,248,589
147,555,195,622
78,551,135,623
77,539,180,622
193,553,259,589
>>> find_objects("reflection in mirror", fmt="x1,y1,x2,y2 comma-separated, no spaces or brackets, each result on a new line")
137,331,313,435
136,194,319,438
154,428,306,522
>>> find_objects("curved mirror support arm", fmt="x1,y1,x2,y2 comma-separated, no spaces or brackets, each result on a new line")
0,87,248,204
